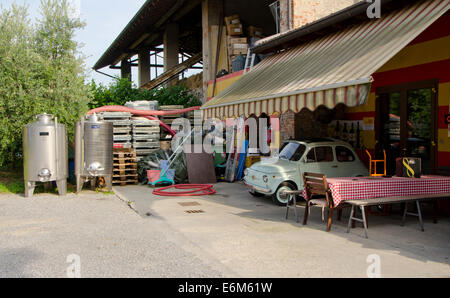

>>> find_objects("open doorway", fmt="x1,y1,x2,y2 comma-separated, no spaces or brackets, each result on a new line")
376,80,438,175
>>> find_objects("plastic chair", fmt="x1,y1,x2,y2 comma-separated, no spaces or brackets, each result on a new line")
366,150,387,177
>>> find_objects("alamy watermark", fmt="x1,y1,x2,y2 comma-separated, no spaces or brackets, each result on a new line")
367,254,382,278
169,116,281,162
366,0,381,19
67,254,81,278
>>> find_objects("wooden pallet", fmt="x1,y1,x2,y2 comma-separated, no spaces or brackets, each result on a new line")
113,148,138,186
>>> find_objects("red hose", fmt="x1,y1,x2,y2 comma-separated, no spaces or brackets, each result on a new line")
153,184,216,197
87,105,201,137
88,105,200,116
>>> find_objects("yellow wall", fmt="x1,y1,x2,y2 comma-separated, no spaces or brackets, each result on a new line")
347,34,450,154
207,71,245,100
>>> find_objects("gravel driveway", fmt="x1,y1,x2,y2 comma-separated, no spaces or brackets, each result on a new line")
0,192,232,278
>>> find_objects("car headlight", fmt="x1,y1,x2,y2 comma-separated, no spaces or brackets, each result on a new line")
244,169,249,177
263,175,269,183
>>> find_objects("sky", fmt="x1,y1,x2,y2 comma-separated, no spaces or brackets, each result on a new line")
1,0,147,86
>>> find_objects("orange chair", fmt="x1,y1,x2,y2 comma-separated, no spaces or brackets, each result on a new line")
366,150,387,177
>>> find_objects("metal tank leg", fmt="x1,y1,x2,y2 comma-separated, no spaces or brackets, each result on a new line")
25,181,36,198
56,179,67,196
90,178,97,190
76,175,83,194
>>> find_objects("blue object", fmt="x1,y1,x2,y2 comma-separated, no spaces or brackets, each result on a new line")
68,159,75,184
237,140,249,181
232,55,246,72
149,160,176,187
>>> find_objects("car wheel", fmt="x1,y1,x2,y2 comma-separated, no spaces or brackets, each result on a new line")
249,190,265,197
272,182,297,206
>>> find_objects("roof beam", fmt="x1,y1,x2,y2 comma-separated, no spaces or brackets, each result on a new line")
112,0,186,67
141,53,202,90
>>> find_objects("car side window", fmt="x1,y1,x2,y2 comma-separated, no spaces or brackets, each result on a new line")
315,146,334,162
336,146,356,162
305,147,334,163
291,145,306,162
306,149,316,163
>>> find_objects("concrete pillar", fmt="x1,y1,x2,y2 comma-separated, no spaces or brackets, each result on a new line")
121,59,132,81
202,0,223,103
164,23,180,86
138,51,150,88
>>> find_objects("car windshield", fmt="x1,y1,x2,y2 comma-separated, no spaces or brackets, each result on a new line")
279,143,306,161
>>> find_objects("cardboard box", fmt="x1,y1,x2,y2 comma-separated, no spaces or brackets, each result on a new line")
225,15,240,25
233,43,248,50
396,157,422,178
229,37,248,44
232,48,248,55
247,26,263,38
231,43,248,55
228,23,243,36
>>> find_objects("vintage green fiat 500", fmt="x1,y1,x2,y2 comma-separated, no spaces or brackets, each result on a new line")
244,139,369,205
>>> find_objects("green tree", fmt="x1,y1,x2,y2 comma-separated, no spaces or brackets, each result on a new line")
0,1,91,169
89,77,202,109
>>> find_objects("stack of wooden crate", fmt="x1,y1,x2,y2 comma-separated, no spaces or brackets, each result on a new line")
102,112,132,149
160,105,185,133
132,117,161,161
187,110,203,132
113,148,138,186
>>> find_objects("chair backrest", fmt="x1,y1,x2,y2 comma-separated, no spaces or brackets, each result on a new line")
366,149,387,177
302,172,333,207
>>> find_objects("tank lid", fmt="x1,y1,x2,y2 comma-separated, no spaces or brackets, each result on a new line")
36,113,54,124
88,113,103,123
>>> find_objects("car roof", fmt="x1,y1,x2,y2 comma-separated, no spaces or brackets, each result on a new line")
284,138,351,147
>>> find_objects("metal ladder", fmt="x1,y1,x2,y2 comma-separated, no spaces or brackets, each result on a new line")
243,48,256,74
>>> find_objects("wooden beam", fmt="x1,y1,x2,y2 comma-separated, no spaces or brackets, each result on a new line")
172,0,202,21
154,0,186,28
141,53,202,90
112,0,185,67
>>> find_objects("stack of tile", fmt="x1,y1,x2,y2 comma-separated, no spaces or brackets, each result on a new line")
187,110,203,132
101,112,132,149
159,105,185,127
132,117,161,161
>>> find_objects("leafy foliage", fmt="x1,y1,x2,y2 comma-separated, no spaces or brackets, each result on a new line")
0,0,91,169
89,77,202,109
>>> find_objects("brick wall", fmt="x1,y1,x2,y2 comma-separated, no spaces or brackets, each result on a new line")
280,111,296,141
281,105,345,141
279,0,357,32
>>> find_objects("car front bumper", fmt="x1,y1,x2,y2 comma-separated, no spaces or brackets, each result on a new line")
243,180,273,195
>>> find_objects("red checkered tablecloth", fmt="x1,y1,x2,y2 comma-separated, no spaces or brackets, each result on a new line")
307,176,450,207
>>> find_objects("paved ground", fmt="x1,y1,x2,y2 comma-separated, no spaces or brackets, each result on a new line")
0,191,231,278
0,183,449,278
114,183,450,278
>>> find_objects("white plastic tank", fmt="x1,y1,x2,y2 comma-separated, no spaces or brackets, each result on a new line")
23,114,68,197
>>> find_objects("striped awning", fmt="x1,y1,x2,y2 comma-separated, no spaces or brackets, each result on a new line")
202,0,449,119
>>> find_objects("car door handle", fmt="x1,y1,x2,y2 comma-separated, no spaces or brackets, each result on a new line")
332,165,338,168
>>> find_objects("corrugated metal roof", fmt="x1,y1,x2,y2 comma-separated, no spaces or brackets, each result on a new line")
202,0,449,119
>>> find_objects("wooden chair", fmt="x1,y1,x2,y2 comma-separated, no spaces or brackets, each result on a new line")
302,172,346,232
366,150,387,177
283,190,306,223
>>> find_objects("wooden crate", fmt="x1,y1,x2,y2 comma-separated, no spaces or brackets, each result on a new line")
113,148,138,186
